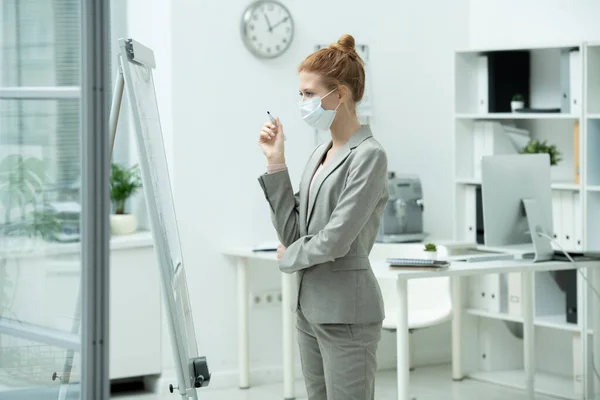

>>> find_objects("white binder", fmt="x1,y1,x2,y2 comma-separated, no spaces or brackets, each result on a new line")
552,191,563,249
573,333,583,395
477,55,489,114
573,192,583,251
464,185,477,242
569,49,581,115
561,191,575,251
560,49,571,113
507,272,522,316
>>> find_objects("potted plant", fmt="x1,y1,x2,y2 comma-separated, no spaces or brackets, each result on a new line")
423,242,437,260
511,94,524,112
110,162,142,235
520,139,563,166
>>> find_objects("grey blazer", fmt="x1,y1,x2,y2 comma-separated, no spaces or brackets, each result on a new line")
257,125,388,324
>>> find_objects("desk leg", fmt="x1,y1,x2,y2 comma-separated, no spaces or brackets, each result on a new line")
237,257,250,389
522,271,534,400
396,278,410,400
281,272,295,400
451,276,463,381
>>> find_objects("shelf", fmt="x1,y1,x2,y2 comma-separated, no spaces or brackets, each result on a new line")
587,114,600,120
469,370,575,400
456,43,581,54
551,183,581,191
588,185,600,192
456,179,580,191
455,178,481,185
465,309,589,333
455,113,579,120
466,308,522,323
536,314,580,333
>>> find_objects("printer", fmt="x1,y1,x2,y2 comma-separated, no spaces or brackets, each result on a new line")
377,172,428,243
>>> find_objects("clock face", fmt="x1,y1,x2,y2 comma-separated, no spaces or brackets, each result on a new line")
241,1,294,59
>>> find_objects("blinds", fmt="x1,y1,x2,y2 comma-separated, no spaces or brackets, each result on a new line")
0,0,81,202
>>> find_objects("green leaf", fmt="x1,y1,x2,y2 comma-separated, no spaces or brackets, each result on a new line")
520,139,562,166
110,163,143,213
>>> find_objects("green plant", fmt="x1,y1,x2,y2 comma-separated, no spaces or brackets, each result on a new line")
110,163,142,214
512,94,524,102
0,155,45,219
520,139,563,166
424,243,437,252
0,155,59,238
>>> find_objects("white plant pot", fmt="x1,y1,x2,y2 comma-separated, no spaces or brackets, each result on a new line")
423,251,437,260
110,214,138,235
511,101,524,112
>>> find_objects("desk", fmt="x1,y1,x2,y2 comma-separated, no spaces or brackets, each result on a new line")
223,248,294,399
225,246,600,400
372,258,600,400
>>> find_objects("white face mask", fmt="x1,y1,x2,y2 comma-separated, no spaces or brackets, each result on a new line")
298,88,341,131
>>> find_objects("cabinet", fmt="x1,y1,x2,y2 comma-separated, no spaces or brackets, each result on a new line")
453,42,600,399
0,231,160,386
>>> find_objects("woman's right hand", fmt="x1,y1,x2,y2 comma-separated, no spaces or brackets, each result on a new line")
258,118,285,164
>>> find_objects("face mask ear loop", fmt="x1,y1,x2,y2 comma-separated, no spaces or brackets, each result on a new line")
322,87,337,100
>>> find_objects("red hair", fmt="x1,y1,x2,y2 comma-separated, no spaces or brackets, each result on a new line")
298,34,365,104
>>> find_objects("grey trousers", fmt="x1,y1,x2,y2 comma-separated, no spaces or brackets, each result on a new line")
296,307,383,400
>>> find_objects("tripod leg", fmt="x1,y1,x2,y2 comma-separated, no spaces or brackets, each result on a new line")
109,65,125,158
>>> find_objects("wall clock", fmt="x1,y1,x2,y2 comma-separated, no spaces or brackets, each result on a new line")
241,1,294,59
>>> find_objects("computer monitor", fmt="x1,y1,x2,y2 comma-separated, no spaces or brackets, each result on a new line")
481,153,554,262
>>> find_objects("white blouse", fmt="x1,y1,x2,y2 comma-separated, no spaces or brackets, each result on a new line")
309,162,325,196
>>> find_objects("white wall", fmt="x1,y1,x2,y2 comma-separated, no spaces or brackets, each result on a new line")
469,0,600,49
166,0,469,383
121,0,174,231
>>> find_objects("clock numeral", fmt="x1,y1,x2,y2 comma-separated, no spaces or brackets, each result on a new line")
267,48,272,53
249,24,255,31
286,27,291,33
282,38,287,44
276,45,281,51
252,14,258,20
258,43,263,48
268,4,274,11
252,36,257,41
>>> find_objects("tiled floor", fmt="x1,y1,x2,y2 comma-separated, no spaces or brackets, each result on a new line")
111,364,559,400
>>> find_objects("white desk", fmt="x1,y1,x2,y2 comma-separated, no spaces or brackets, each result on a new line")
223,248,295,399
224,246,600,400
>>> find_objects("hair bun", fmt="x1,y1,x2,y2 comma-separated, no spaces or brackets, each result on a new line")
330,34,357,56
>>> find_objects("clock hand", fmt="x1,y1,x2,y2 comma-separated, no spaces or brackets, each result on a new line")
270,16,289,30
263,13,273,33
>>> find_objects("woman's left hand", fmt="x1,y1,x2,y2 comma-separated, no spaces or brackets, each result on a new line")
277,243,286,263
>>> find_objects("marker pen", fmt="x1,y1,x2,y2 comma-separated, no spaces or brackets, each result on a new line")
267,111,286,141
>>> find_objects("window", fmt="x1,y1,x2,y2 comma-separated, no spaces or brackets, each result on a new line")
0,0,81,208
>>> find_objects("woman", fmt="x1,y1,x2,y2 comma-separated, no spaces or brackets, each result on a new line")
257,34,388,400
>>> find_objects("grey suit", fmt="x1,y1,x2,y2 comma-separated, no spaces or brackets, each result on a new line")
258,125,388,400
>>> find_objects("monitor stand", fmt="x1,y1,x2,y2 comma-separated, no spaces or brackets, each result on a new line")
477,199,554,262
522,198,554,262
